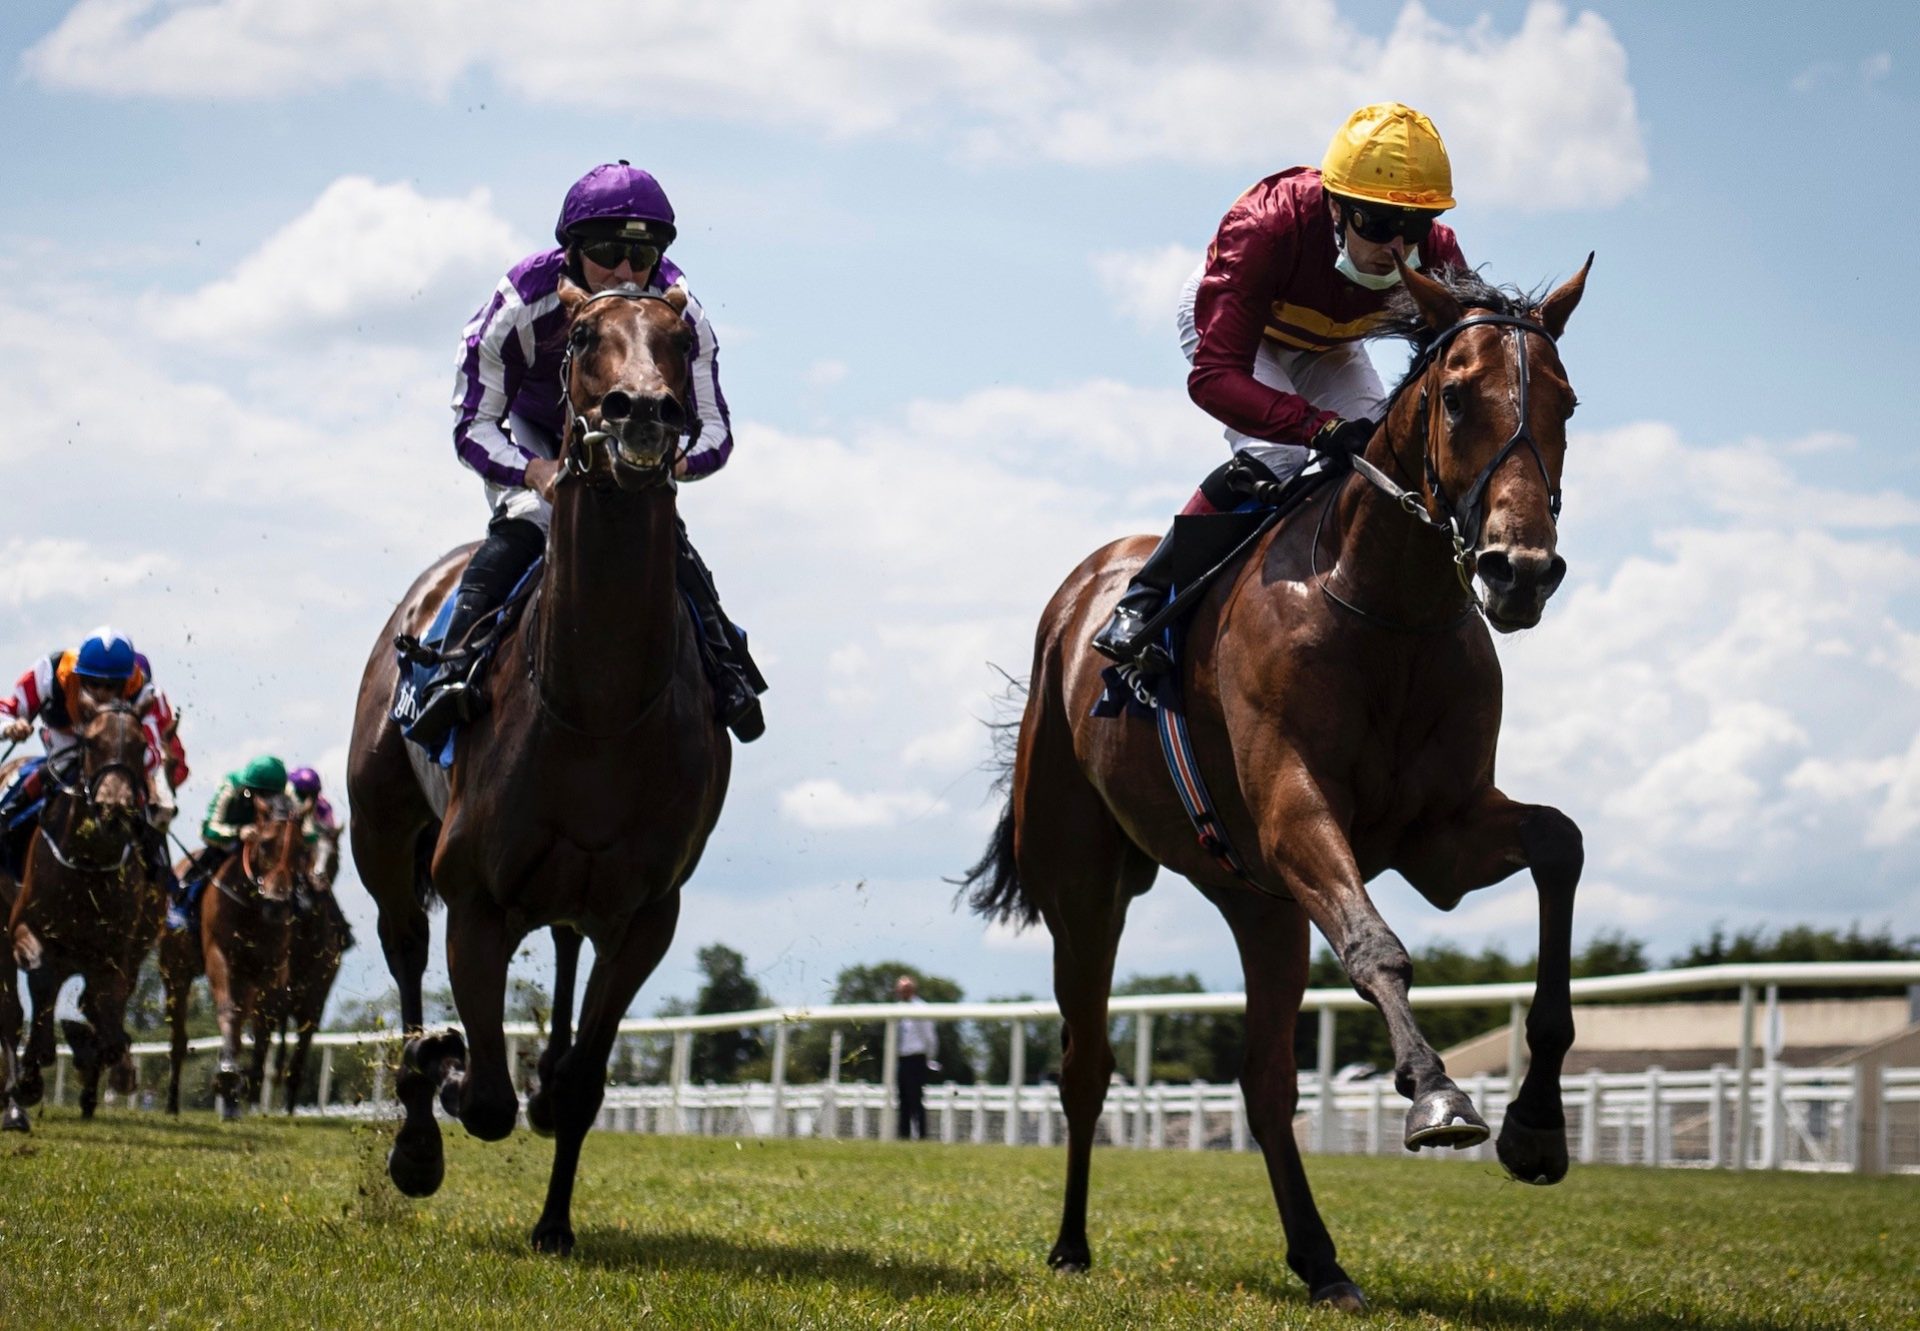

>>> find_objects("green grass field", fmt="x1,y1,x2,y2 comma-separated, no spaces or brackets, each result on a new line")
0,1109,1913,1329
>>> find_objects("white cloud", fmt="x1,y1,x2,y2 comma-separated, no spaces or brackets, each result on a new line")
1862,52,1893,83
0,537,172,609
152,176,524,347
1091,244,1201,333
778,778,949,830
804,359,850,388
26,1,1648,209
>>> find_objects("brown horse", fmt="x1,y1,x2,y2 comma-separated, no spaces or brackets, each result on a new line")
253,877,354,1113
0,697,162,1131
963,259,1591,1312
347,278,730,1253
160,799,303,1119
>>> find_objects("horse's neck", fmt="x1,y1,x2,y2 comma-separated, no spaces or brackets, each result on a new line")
1329,422,1474,625
533,482,683,728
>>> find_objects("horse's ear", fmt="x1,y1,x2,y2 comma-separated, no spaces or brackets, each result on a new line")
1537,253,1593,339
663,283,688,315
1397,255,1462,332
556,272,590,317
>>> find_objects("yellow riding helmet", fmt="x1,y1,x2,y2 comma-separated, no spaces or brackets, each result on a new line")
1320,102,1455,210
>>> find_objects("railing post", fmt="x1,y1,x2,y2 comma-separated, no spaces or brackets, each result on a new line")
1707,1064,1726,1169
1314,1006,1336,1153
770,1024,789,1139
971,1083,987,1144
318,1047,333,1112
671,1031,691,1134
1848,1063,1870,1175
881,1017,899,1142
53,1051,65,1106
1366,1077,1384,1156
1762,1062,1784,1169
1188,1080,1206,1151
505,1034,520,1096
1132,1013,1153,1148
1231,1086,1248,1153
1580,1069,1600,1163
823,1029,842,1140
1733,981,1755,1171
1005,1019,1026,1146
1506,998,1527,1103
1644,1066,1663,1167
1149,1084,1166,1149
370,1054,387,1106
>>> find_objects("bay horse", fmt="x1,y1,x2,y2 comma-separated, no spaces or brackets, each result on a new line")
963,259,1591,1312
160,799,303,1119
347,277,730,1253
253,877,354,1112
0,696,162,1131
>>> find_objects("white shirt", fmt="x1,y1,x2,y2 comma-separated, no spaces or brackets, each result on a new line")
897,997,937,1058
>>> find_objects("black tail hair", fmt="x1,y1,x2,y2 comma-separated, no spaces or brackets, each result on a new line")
952,668,1039,928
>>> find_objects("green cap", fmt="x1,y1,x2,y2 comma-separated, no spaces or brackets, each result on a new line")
239,756,288,794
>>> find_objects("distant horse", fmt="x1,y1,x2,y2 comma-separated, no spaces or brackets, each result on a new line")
963,259,1591,1312
348,277,730,1253
160,798,304,1119
0,697,161,1131
253,880,354,1113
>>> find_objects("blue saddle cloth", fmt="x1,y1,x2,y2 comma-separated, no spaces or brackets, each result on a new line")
391,560,543,769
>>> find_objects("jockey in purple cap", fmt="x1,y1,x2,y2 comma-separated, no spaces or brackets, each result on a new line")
288,766,342,891
412,161,766,746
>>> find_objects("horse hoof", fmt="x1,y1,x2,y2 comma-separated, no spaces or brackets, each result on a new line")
388,1135,446,1198
459,1090,518,1143
525,1089,556,1138
1310,1281,1369,1314
1046,1243,1092,1274
80,1098,98,1121
530,1222,575,1257
1405,1087,1489,1150
408,1029,468,1074
1,1105,28,1133
1496,1108,1570,1185
219,1096,243,1123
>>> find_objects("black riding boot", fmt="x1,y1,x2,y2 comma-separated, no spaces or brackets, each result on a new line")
676,523,768,743
1091,511,1269,674
406,516,546,750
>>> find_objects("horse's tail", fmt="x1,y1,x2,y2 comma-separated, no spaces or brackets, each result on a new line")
955,670,1039,928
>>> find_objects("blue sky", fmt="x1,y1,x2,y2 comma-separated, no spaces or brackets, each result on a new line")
3,2,1917,1019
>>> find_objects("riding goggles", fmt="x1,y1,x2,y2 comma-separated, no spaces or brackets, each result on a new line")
578,239,662,272
1339,199,1440,247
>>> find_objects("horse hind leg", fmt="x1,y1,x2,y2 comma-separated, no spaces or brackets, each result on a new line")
526,926,582,1138
1214,889,1365,1312
0,963,27,1132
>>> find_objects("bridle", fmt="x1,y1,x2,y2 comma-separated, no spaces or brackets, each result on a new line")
35,699,148,873
218,799,298,906
1317,311,1562,628
558,286,695,488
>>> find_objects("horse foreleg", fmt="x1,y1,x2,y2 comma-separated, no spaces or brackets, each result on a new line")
286,1019,317,1114
1397,788,1583,1183
1262,790,1485,1152
531,891,680,1257
1212,887,1365,1312
204,946,246,1120
16,965,64,1107
0,959,27,1131
442,897,520,1142
247,1008,274,1110
527,926,582,1138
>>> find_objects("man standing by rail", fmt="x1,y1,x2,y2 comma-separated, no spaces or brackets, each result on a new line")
894,974,939,1141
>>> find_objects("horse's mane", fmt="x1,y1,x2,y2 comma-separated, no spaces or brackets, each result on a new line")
1372,267,1544,401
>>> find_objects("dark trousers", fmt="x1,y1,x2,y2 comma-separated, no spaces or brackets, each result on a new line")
896,1053,930,1141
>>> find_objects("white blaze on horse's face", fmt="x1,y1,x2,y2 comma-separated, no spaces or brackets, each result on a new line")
556,278,693,483
1471,327,1573,632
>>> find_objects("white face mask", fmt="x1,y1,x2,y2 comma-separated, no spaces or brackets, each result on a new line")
1335,242,1421,290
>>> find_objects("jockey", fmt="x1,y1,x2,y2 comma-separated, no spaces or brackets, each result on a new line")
409,160,767,748
288,765,342,892
0,627,188,883
1093,103,1469,672
166,754,294,930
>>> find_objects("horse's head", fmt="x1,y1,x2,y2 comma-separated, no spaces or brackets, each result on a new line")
240,793,305,908
555,276,694,490
70,691,148,826
1391,256,1590,631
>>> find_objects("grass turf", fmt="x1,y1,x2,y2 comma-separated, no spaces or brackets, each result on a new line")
0,1108,1913,1329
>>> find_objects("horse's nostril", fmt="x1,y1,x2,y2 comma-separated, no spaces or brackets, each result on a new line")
600,390,634,422
1543,555,1568,595
1477,550,1515,590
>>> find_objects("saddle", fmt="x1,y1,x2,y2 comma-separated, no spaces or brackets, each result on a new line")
390,562,542,767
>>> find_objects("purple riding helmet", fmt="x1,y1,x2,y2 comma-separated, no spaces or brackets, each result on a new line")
554,161,677,248
288,766,323,799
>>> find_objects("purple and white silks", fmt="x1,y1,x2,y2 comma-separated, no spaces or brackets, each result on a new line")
450,247,733,491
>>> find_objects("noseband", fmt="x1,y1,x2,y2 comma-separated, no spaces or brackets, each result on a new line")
558,287,696,487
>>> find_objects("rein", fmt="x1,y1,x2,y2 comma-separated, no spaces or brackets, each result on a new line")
558,287,695,487
1315,311,1559,631
33,701,150,872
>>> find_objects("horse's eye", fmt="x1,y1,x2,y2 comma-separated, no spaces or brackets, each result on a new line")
1441,383,1464,418
569,324,594,349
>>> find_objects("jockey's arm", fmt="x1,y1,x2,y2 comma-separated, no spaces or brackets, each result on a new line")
137,685,190,792
671,287,733,481
1,658,55,739
1187,196,1335,446
451,279,540,490
201,777,249,848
